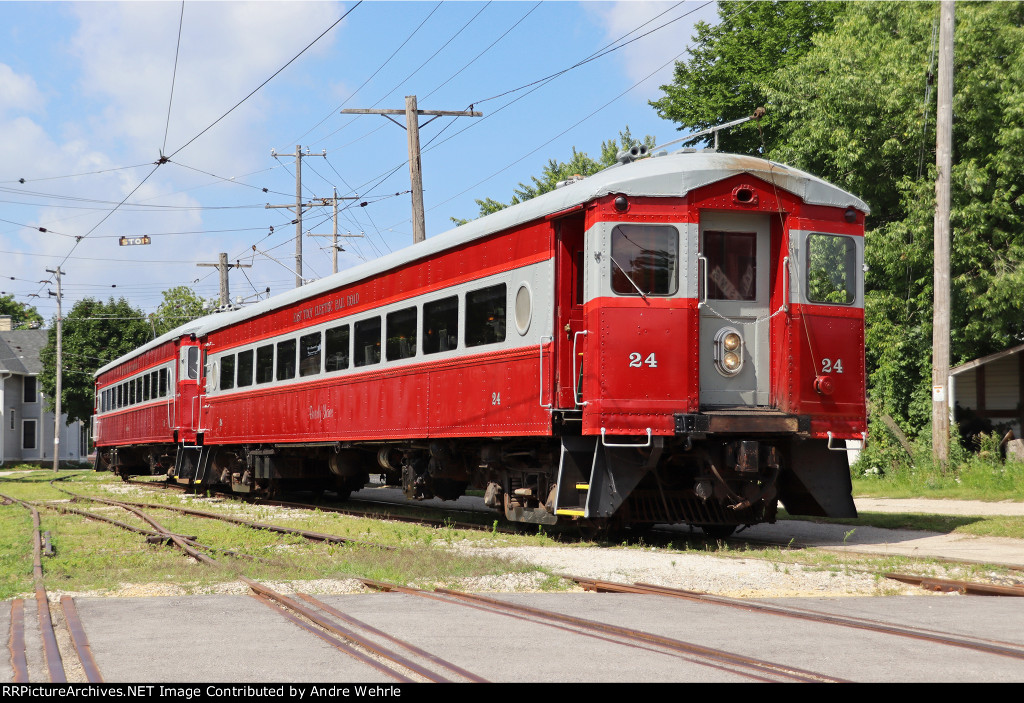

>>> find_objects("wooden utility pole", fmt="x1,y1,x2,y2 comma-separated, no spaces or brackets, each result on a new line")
265,146,325,287
45,266,63,472
932,0,954,466
308,188,361,274
341,97,482,244
196,253,252,308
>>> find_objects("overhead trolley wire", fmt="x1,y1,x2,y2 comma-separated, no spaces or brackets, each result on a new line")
421,1,541,102
161,1,186,157
318,2,711,226
170,160,293,198
426,3,751,216
470,1,703,107
297,1,443,146
0,163,154,186
313,1,490,152
167,1,362,160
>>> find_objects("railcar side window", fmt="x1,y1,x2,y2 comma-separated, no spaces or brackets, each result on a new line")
237,350,254,387
150,371,158,399
128,381,135,406
276,339,297,381
325,325,350,372
423,296,458,354
354,317,381,367
610,225,679,296
220,355,236,390
300,332,322,377
159,368,168,396
256,345,274,384
143,375,150,402
466,284,506,347
386,307,417,361
703,230,755,301
807,233,857,305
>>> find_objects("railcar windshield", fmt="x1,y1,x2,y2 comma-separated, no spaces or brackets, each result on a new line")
610,224,679,296
806,233,857,305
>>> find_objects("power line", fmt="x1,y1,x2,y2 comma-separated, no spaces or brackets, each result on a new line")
168,1,362,159
296,1,443,146
161,1,186,156
0,163,154,185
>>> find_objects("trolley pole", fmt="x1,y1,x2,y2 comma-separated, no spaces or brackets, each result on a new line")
266,146,325,288
341,97,481,244
45,266,63,472
932,1,954,467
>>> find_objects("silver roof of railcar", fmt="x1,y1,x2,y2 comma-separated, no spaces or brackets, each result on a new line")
96,151,868,377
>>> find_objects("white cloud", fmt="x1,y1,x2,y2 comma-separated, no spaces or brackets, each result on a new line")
68,1,345,170
0,63,46,116
585,1,717,102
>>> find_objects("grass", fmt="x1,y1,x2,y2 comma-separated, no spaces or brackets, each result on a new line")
852,426,1024,501
777,508,1024,539
3,456,1022,601
0,469,557,601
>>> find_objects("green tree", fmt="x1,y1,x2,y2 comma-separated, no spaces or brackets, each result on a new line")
650,1,848,155
39,297,150,425
150,286,211,337
761,2,1024,432
0,294,44,329
452,128,656,224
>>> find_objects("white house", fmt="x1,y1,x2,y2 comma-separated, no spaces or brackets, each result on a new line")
0,316,83,465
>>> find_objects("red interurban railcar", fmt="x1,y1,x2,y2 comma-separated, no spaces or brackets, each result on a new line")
94,149,868,534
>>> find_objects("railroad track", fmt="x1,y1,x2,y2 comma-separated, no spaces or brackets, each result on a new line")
6,476,1023,682
1,491,103,683
43,487,487,683
358,579,845,682
120,477,1024,593
19,482,846,682
562,575,1024,660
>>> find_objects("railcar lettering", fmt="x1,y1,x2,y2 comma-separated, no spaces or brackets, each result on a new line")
308,404,334,420
628,352,658,368
822,358,844,374
491,392,501,405
291,296,361,325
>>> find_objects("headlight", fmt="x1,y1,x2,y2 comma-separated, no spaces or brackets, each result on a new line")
714,327,744,376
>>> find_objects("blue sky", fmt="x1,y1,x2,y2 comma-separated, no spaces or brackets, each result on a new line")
1,1,719,320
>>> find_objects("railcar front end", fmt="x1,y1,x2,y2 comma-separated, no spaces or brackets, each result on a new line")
546,159,867,534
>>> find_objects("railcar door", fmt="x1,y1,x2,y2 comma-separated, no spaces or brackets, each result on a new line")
176,341,202,443
553,213,586,409
698,211,772,407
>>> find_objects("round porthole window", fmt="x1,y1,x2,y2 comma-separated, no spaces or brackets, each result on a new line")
515,283,532,335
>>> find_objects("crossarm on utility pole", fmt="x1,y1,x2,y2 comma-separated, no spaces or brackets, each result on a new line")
341,96,482,244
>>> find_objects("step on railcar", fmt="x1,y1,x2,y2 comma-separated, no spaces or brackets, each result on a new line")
94,149,868,535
